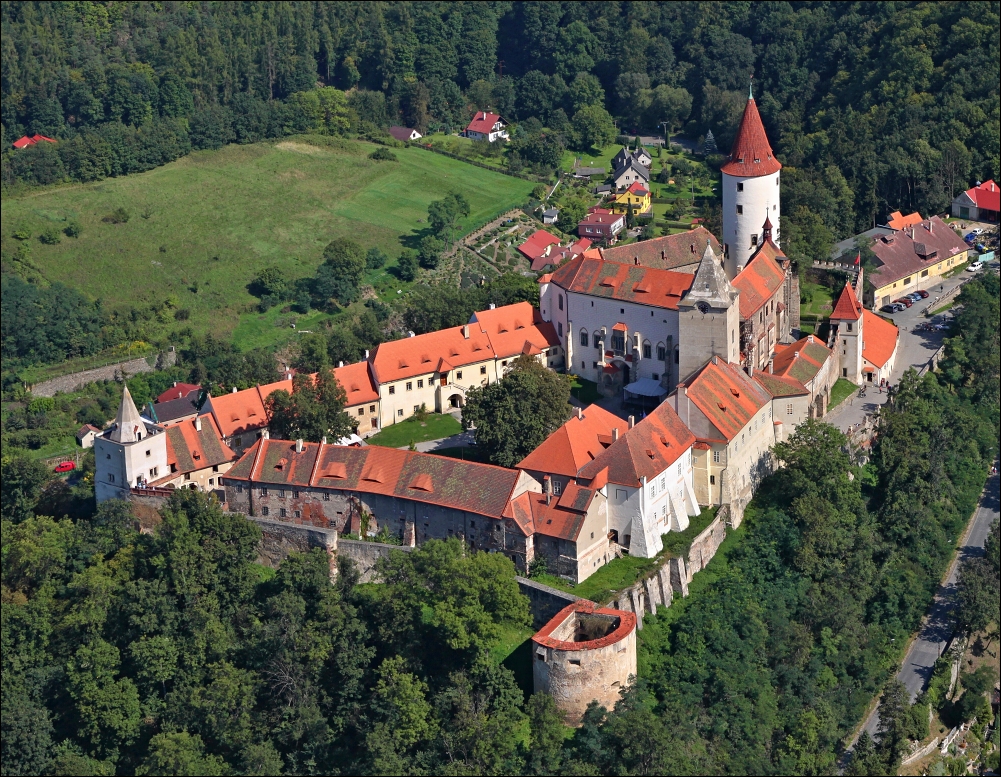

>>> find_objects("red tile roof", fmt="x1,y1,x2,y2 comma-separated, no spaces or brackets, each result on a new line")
886,210,923,230
966,180,1000,212
599,227,722,272
862,310,898,368
207,379,292,438
465,112,505,134
577,400,695,488
771,336,833,385
623,181,649,196
830,281,863,320
156,383,201,403
507,487,596,542
732,249,785,318
152,415,235,484
869,216,966,289
371,325,494,383
470,302,560,360
532,601,636,651
518,229,562,265
517,404,628,478
683,357,771,442
333,361,379,406
578,208,624,229
226,440,528,522
549,255,694,310
720,98,781,177
12,134,57,149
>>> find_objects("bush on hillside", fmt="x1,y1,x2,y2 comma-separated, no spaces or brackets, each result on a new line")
101,207,130,224
368,147,398,162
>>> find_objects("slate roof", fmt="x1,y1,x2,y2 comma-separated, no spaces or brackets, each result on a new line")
612,159,650,183
771,336,833,385
577,400,695,488
227,440,526,522
868,216,967,289
721,96,781,177
150,393,201,425
732,248,786,318
549,255,694,310
862,310,898,368
517,404,628,479
682,357,771,442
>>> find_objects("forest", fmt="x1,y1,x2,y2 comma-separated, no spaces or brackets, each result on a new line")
2,1,999,237
2,272,997,775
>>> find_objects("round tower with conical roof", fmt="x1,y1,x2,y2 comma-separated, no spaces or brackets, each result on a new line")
721,85,781,278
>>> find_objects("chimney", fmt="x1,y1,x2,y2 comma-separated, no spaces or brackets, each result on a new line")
793,350,800,359
321,436,327,445
489,303,496,310
194,416,202,432
295,439,304,453
407,331,416,338
612,428,620,441
807,334,814,344
173,381,178,387
768,358,774,374
575,406,583,420
628,415,635,428
364,349,370,359
463,324,470,339
262,429,270,439
747,361,754,378
929,220,933,234
338,361,344,368
232,386,237,393
634,257,639,265
543,475,552,505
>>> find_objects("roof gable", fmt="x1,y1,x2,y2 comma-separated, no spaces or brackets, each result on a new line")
517,404,628,477
683,358,770,442
550,256,694,310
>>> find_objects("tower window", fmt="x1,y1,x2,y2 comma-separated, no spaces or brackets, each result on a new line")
737,183,743,192
751,234,758,245
736,205,743,214
558,295,564,311
146,449,151,457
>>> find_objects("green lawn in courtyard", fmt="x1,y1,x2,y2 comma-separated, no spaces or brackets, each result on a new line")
366,413,462,448
827,377,858,413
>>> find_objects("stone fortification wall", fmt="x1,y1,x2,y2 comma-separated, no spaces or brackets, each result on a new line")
31,349,176,398
532,602,637,725
248,516,338,582
516,576,581,629
337,539,412,583
605,507,730,629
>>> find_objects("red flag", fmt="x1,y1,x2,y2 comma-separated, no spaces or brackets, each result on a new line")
854,251,860,266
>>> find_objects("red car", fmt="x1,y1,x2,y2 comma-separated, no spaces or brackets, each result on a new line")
54,461,76,473
916,289,930,298
893,298,913,307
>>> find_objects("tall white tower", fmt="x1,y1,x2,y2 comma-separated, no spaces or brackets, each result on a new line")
677,242,740,384
94,386,168,502
721,86,782,279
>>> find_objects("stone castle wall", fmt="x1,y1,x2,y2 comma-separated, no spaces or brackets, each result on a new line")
32,349,176,397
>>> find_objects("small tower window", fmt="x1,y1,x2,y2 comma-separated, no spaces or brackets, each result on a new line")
737,183,744,191
736,205,743,214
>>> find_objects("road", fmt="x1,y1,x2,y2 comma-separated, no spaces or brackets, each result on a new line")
858,467,1000,741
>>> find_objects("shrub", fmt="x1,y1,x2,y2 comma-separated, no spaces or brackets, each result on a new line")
38,227,61,244
368,147,398,162
63,221,81,238
102,207,131,224
13,227,31,240
174,309,191,321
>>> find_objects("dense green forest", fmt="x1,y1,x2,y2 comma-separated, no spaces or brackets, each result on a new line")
3,1,999,235
2,272,997,775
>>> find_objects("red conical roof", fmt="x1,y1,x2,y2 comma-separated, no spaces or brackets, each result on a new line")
721,98,781,177
830,281,862,321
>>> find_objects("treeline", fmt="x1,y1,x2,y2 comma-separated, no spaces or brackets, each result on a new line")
3,2,998,234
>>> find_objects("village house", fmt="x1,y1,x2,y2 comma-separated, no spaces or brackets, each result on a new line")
611,159,650,190
12,133,56,149
952,179,999,223
610,181,652,215
599,226,723,274
77,424,101,449
517,229,591,272
612,146,652,169
542,207,559,225
388,126,422,142
865,215,969,306
463,111,509,142
768,335,837,418
577,207,625,241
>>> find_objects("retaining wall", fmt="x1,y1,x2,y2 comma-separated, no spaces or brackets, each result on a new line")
249,516,338,582
516,577,581,629
337,539,412,583
32,348,177,397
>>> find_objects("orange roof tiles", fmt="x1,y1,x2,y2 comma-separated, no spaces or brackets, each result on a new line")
227,440,527,522
732,249,785,318
533,601,636,650
862,310,898,368
153,414,235,483
549,255,694,310
683,358,771,442
577,401,695,488
720,97,781,177
886,210,923,230
207,385,272,438
508,488,595,541
517,404,628,478
333,361,378,406
371,325,494,383
471,302,560,359
771,336,833,385
830,281,863,321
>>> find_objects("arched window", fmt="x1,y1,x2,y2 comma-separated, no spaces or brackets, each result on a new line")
642,339,652,359
657,342,666,361
558,294,564,311
580,329,589,347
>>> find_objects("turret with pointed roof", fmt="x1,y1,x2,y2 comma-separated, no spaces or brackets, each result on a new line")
95,386,169,502
677,242,741,382
108,385,147,443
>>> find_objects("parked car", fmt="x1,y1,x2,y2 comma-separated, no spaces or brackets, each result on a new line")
893,297,913,307
916,290,930,298
964,233,977,243
54,461,76,473
892,303,907,312
907,292,923,301
880,304,898,313
966,262,982,272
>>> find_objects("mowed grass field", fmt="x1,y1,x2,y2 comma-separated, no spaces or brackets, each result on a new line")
2,137,534,343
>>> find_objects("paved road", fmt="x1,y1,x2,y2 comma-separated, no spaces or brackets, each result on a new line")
859,467,1000,740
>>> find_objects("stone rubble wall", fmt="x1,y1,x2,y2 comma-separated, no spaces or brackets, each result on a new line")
516,576,581,629
31,349,177,397
337,539,413,583
605,507,730,630
249,516,339,583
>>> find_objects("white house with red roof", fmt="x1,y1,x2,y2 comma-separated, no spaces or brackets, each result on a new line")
829,271,898,385
952,180,1000,223
721,85,782,276
464,111,509,142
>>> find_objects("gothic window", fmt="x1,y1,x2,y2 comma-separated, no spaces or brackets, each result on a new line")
580,330,589,347
642,341,651,359
657,343,666,361
751,234,758,246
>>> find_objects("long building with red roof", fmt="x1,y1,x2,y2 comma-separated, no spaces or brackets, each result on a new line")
952,179,999,223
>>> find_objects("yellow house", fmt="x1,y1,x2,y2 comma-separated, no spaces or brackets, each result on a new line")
611,181,652,215
867,216,969,306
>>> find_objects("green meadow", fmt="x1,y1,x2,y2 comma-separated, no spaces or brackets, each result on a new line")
2,137,534,344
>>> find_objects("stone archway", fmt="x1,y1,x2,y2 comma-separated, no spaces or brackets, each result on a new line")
447,393,464,409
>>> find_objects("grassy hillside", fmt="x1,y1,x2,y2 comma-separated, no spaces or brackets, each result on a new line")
2,137,533,344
